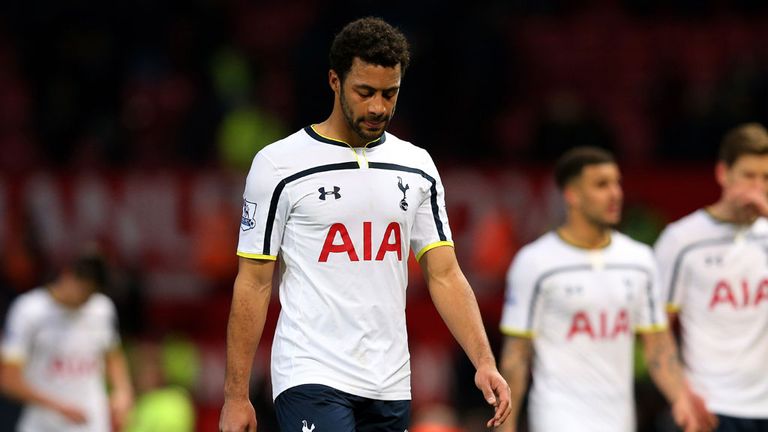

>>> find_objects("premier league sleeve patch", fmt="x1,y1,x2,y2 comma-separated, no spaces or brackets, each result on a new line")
241,199,257,231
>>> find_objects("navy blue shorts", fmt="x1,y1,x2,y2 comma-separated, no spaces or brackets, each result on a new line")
716,414,768,432
274,384,410,432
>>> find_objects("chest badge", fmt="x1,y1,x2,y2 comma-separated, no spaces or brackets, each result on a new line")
397,176,409,211
318,186,341,200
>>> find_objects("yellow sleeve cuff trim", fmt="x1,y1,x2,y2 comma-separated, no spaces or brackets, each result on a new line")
415,241,455,261
635,324,668,334
236,251,277,261
1,354,26,365
666,304,681,313
500,326,535,338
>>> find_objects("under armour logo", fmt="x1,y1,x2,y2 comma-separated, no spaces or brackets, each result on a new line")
705,254,723,266
318,186,341,200
397,176,409,211
565,285,583,296
302,420,315,432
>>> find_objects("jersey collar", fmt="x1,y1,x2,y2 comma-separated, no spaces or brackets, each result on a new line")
304,125,386,148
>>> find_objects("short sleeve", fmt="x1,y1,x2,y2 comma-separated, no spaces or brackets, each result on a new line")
104,297,121,350
1,297,35,363
500,248,539,338
237,151,287,260
410,152,453,260
653,227,686,312
633,251,668,333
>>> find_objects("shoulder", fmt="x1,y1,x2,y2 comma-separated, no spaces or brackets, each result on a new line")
5,288,51,325
511,232,559,271
84,293,117,316
381,133,437,170
10,288,49,313
612,232,655,263
257,129,311,160
661,209,710,238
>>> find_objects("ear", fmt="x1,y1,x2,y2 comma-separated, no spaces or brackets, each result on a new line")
329,70,340,94
563,184,579,208
715,161,728,188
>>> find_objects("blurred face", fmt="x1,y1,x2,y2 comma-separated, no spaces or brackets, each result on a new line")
719,154,768,196
717,154,768,221
57,273,97,307
566,163,623,228
333,57,401,142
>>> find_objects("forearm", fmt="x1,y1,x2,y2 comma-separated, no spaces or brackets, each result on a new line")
428,268,494,369
224,264,272,401
106,349,134,401
643,330,686,403
1,363,63,410
499,337,532,427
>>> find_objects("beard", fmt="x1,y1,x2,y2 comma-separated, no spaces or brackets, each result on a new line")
340,86,392,142
584,209,621,229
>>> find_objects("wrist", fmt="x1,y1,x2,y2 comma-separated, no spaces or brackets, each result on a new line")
474,355,497,371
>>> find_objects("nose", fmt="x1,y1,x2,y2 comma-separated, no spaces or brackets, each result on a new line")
368,93,386,117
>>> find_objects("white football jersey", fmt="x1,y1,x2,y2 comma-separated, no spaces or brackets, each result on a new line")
500,231,666,432
1,288,120,432
654,209,768,417
237,126,453,401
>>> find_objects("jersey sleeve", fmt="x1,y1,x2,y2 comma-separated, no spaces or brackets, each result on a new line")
104,297,121,350
410,151,454,260
653,226,686,312
634,249,668,333
1,297,35,363
500,247,540,338
237,151,286,260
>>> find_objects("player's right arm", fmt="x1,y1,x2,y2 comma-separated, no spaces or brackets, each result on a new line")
1,296,87,423
219,257,275,432
0,360,88,423
497,245,539,432
498,335,532,432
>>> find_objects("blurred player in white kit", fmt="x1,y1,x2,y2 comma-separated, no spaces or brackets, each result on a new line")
655,123,768,431
498,146,716,432
1,252,133,432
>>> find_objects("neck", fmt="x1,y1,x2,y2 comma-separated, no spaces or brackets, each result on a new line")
558,218,611,249
314,106,366,148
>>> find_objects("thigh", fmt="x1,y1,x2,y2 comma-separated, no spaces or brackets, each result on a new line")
716,414,768,432
355,399,410,432
274,384,356,432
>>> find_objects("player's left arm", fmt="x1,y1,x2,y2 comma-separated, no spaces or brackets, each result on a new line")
105,346,134,431
420,245,511,428
640,330,716,432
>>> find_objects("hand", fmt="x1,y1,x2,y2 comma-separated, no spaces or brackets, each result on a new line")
725,184,768,220
672,389,718,432
110,390,134,431
474,365,512,428
220,398,257,432
54,402,87,424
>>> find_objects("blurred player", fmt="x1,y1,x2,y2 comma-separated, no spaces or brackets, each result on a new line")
0,252,133,432
218,17,510,432
654,123,768,431
498,147,715,432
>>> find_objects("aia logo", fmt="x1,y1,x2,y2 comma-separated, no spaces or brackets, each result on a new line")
567,309,630,340
319,221,402,262
318,186,341,200
48,355,99,376
709,278,768,309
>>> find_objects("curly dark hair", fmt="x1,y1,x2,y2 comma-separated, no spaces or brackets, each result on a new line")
329,17,410,82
